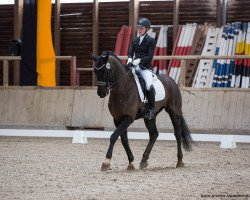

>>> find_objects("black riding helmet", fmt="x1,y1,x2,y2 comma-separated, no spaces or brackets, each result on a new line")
137,18,151,29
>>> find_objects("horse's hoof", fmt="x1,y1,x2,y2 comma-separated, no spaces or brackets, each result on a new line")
176,161,184,168
101,162,111,171
140,161,148,169
127,163,135,171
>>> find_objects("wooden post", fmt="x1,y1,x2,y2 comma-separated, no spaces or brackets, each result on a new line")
216,0,222,27
70,56,77,86
54,0,61,85
92,0,99,86
13,0,23,85
179,60,186,87
3,60,9,86
221,0,227,25
129,0,139,38
173,0,179,45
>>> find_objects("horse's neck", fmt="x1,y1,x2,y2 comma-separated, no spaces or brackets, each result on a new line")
109,56,126,81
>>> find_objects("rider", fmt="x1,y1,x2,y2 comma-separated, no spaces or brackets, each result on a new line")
127,17,156,120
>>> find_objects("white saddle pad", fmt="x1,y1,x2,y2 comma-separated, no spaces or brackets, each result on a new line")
131,68,166,103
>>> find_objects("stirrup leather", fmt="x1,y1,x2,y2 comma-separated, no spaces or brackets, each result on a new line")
145,109,155,119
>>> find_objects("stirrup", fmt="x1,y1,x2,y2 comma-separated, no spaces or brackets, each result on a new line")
145,109,155,120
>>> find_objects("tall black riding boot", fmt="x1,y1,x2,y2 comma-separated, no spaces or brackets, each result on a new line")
145,85,155,120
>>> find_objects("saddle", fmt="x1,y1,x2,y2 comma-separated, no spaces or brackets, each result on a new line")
131,68,166,103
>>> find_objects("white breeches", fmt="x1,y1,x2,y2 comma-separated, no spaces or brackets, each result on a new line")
134,65,153,90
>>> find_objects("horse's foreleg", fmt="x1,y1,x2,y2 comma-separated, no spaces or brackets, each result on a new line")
114,118,135,170
101,115,133,171
140,118,159,169
120,131,135,170
168,110,184,168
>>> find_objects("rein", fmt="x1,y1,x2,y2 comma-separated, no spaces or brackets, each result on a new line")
108,68,131,90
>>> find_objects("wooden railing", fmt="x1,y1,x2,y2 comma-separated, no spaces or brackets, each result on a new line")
118,55,250,60
1,55,250,86
77,55,250,72
0,56,78,86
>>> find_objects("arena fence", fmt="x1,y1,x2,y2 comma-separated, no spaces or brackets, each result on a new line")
0,56,78,86
0,87,249,133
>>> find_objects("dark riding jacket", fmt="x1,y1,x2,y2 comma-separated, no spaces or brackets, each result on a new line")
128,34,156,70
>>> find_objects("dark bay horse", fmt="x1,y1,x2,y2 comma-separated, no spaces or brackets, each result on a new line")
92,51,192,171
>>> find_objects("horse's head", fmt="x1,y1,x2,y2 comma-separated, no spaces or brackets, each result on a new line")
91,52,112,98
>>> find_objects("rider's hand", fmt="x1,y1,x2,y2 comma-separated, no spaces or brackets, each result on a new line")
125,58,133,70
126,58,132,65
133,58,141,66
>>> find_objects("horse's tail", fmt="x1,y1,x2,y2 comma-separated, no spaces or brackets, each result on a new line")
180,115,193,151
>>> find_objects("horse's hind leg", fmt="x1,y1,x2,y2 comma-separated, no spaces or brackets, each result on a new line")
101,115,133,171
167,109,184,168
140,118,159,169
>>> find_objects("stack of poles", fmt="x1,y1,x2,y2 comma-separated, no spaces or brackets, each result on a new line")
114,25,132,64
152,25,168,74
167,26,182,75
245,22,250,88
212,22,250,88
224,26,235,87
231,22,244,87
240,22,250,88
234,22,246,88
168,23,196,83
211,27,223,87
229,23,239,87
115,26,126,56
212,26,233,87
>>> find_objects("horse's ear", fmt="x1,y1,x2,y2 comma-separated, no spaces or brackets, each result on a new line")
91,54,97,62
101,52,109,61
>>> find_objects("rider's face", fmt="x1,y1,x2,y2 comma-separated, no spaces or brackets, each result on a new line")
137,26,147,36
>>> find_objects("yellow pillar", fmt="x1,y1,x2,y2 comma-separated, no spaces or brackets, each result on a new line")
37,0,56,86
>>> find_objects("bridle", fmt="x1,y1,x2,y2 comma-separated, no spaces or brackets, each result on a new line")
94,61,131,90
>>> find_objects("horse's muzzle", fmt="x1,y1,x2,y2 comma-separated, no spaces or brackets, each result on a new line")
98,92,107,98
97,87,109,98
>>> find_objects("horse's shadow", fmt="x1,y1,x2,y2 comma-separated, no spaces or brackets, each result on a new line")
105,165,189,174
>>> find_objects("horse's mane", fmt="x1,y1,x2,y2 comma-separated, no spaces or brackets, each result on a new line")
102,51,125,67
